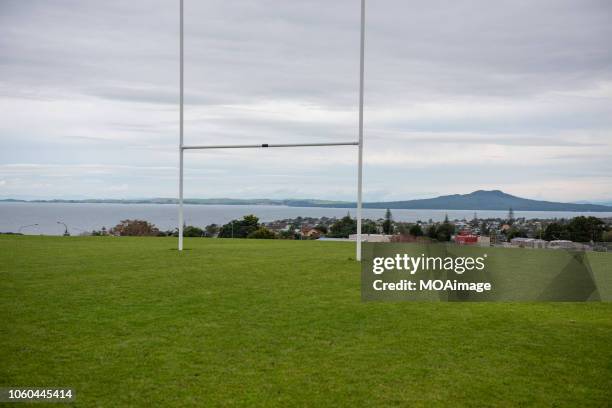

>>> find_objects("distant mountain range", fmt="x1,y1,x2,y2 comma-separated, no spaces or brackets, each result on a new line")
354,190,612,211
2,190,612,212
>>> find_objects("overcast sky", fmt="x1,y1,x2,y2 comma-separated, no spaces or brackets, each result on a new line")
1,0,611,202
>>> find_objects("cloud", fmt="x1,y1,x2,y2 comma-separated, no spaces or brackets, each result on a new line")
0,0,611,202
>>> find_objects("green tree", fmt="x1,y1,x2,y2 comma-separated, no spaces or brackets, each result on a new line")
362,220,378,234
568,216,605,242
329,215,356,238
204,224,219,237
395,223,410,235
427,224,438,240
409,224,424,237
183,225,204,237
428,215,455,242
535,227,544,240
382,208,394,234
314,224,328,234
279,228,296,240
436,219,455,242
247,227,276,239
218,215,260,238
543,222,569,241
507,207,515,225
506,227,527,240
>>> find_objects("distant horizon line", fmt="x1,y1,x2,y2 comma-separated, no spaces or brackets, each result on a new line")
2,189,612,208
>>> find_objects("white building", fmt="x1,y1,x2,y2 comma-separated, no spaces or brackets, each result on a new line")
549,240,575,249
477,236,491,247
510,238,548,249
348,234,391,243
510,237,534,247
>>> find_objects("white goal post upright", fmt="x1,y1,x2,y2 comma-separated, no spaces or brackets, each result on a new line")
178,0,366,261
178,0,185,252
356,0,365,262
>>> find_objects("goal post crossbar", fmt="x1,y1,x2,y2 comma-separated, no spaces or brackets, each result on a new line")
182,141,359,150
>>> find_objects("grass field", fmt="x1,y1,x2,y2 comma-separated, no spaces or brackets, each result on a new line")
1,236,611,407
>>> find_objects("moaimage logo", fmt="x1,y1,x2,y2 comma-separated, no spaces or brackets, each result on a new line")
372,253,488,275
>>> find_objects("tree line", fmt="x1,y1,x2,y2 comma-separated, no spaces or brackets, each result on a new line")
91,212,610,243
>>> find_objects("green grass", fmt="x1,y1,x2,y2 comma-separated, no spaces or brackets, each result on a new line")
1,236,611,407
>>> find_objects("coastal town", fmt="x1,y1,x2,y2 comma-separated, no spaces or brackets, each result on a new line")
256,209,612,251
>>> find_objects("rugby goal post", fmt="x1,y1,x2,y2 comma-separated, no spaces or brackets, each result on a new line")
178,0,366,261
